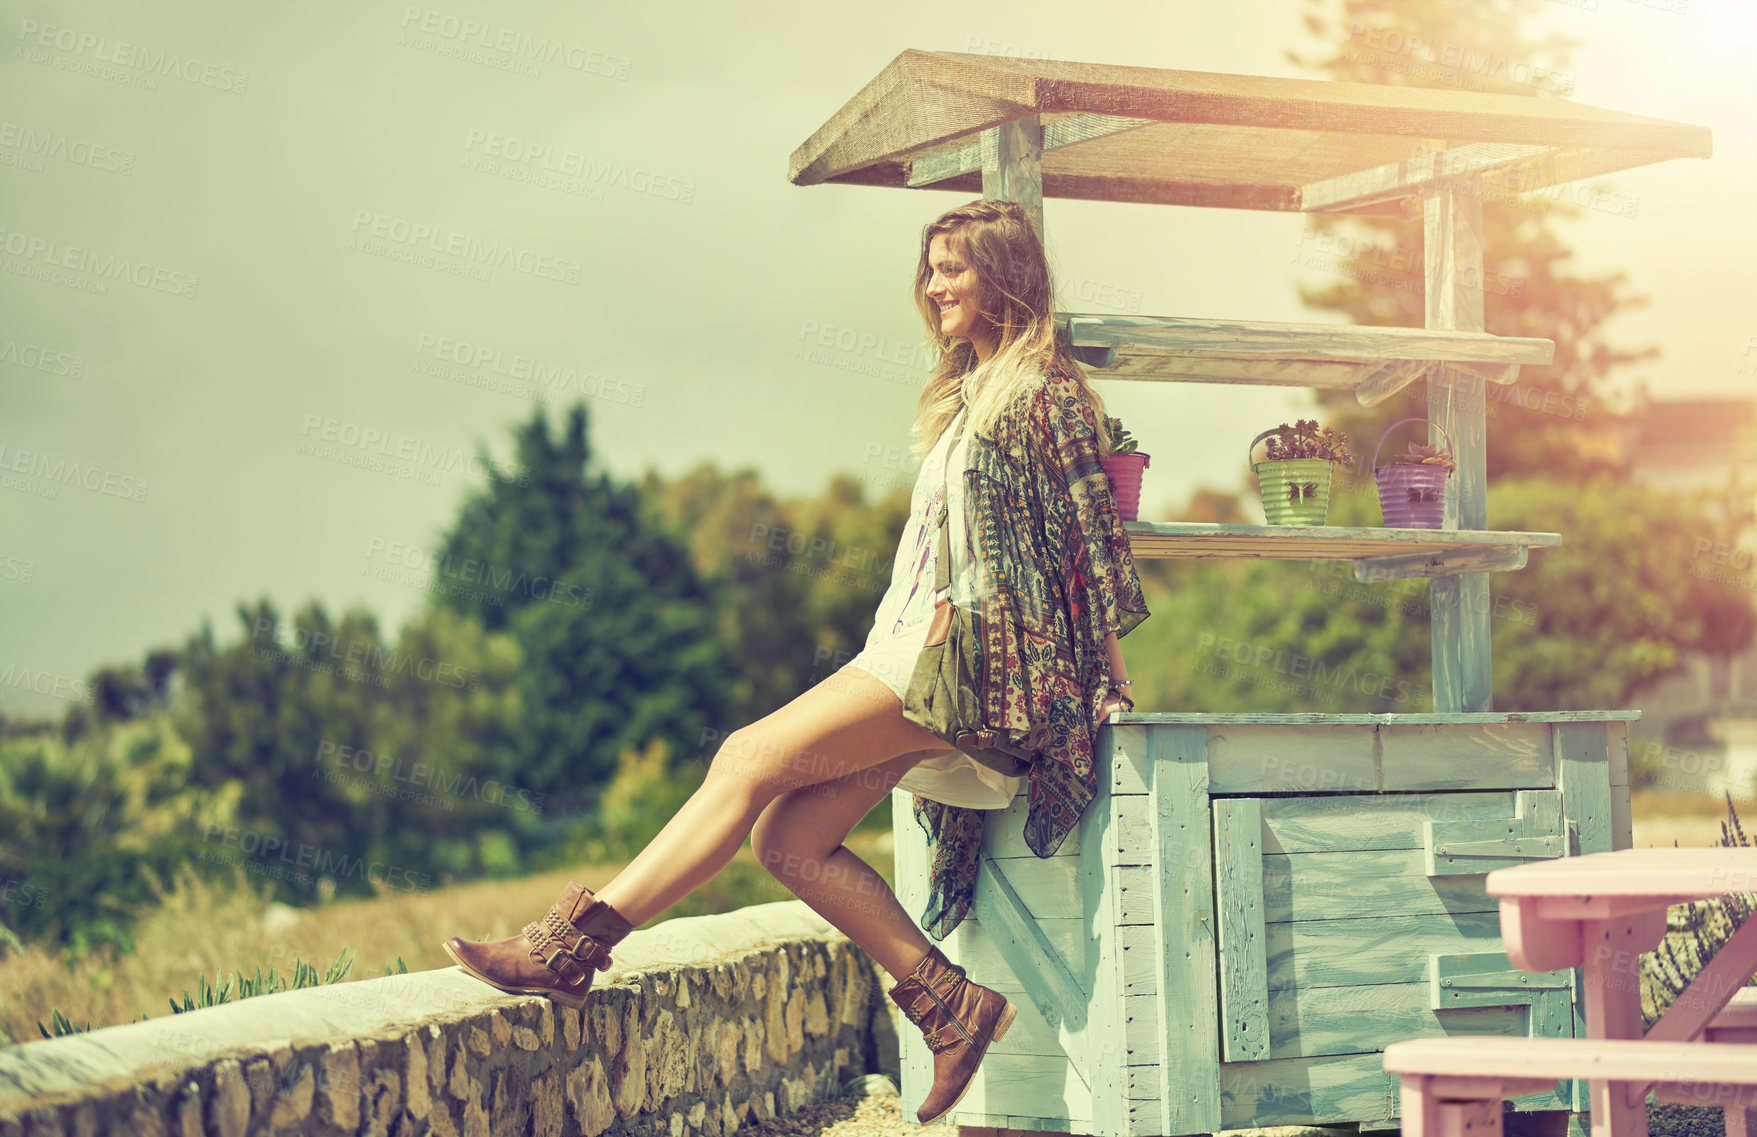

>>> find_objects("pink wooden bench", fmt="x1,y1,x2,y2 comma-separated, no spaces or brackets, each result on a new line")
1383,849,1757,1137
1384,1036,1757,1137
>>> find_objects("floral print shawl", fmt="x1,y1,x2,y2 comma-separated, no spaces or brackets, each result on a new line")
910,356,1151,939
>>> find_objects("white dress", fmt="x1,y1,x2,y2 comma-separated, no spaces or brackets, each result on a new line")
839,399,1026,810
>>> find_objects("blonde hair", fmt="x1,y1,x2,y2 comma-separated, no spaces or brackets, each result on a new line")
907,199,1115,457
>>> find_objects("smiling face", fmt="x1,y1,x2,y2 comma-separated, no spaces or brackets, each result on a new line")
925,232,996,360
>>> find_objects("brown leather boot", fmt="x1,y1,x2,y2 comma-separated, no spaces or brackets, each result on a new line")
440,880,634,1009
887,943,1017,1124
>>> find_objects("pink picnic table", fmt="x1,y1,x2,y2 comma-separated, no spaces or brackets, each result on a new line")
1385,848,1757,1137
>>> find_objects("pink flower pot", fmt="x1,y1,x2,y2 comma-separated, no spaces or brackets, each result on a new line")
1100,452,1151,521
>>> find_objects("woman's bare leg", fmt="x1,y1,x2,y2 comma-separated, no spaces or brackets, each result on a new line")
750,748,937,979
593,666,954,928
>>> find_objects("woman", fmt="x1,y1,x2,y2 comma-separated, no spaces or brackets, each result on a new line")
441,198,1151,1125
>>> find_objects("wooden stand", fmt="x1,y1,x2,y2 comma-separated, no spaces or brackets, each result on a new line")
787,50,1711,1137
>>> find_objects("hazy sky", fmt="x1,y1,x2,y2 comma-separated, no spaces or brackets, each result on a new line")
3,0,1754,717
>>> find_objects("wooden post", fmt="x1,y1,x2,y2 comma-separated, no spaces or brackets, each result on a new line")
982,117,1045,244
1424,176,1491,712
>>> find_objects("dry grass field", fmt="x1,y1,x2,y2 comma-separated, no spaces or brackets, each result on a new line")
0,832,894,1044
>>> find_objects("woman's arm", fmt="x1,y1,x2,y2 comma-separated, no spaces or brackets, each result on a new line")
1104,630,1128,684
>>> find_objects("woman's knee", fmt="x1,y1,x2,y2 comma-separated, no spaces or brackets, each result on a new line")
707,725,815,800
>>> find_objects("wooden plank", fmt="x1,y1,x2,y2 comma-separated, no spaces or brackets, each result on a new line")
1429,952,1571,1011
1153,725,1221,1134
1120,522,1561,563
1555,724,1614,859
1261,849,1500,923
1379,722,1552,791
1424,790,1564,876
1214,798,1270,1061
1209,724,1378,794
890,787,936,1121
954,917,1087,993
985,792,1082,859
1114,864,1157,925
971,853,1089,1043
1119,924,1157,996
908,112,1156,186
1302,141,1551,212
1095,352,1377,388
1109,724,1153,796
984,855,1080,920
947,1051,1092,1127
983,116,1044,241
1109,795,1155,865
1079,729,1130,1134
1424,178,1492,714
1266,911,1506,991
1261,791,1517,853
1351,543,1527,581
1263,982,1530,1061
1065,313,1553,365
1354,358,1435,407
1554,720,1614,1113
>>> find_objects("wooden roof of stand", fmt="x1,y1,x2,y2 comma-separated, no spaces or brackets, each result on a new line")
787,51,1712,215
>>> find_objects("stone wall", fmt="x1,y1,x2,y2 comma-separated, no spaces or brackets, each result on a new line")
0,901,901,1137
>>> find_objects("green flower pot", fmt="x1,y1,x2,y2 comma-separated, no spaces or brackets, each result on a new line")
1250,430,1339,525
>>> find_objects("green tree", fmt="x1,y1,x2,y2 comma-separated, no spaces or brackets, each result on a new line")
431,402,737,814
638,465,912,724
1288,0,1655,481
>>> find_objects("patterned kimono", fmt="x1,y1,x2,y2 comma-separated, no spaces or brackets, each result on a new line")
910,356,1151,939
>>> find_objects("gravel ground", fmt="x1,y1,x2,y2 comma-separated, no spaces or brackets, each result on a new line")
739,1077,1353,1137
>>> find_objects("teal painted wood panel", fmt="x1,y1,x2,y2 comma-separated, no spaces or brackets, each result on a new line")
972,852,1087,1037
1379,722,1552,789
1152,724,1221,1135
1119,923,1157,995
1554,720,1614,1114
1211,1050,1569,1129
950,1051,1093,1124
1080,728,1134,1136
1114,864,1158,925
1423,789,1563,876
888,787,936,1124
1208,725,1378,793
1265,910,1505,990
1261,791,1517,852
1261,848,1500,923
1263,982,1529,1060
1110,723,1155,795
1214,798,1270,1061
1130,983,1537,1064
984,792,1082,858
955,916,1086,987
983,854,1080,919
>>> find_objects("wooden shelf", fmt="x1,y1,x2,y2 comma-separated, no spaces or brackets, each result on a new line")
1122,521,1559,579
1061,313,1555,404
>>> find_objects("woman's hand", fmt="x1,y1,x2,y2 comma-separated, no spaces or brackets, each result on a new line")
1099,690,1133,723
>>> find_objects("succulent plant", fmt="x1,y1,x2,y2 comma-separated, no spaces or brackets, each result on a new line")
1386,440,1458,470
1261,418,1353,466
1104,415,1139,455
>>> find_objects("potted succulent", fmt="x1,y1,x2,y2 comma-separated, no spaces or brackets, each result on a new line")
1100,415,1150,522
1249,418,1354,525
1372,417,1457,528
